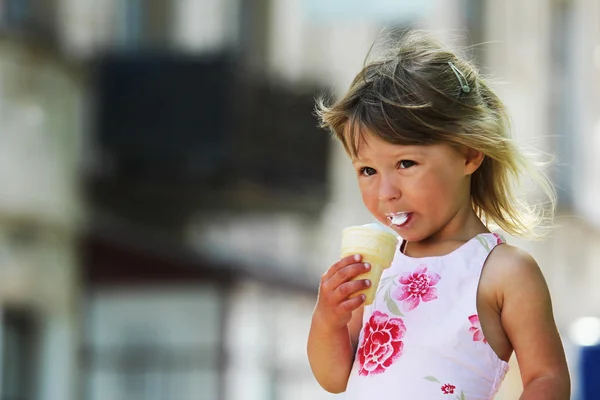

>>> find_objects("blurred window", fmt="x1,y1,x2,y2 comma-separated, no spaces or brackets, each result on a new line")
3,0,27,24
463,0,487,68
550,2,576,206
117,0,143,48
0,308,39,400
93,54,232,182
304,0,435,23
91,54,330,211
116,0,172,49
0,0,57,39
84,287,222,400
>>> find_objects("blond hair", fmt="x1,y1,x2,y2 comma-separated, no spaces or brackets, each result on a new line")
316,30,555,239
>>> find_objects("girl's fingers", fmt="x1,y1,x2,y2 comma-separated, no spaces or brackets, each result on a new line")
325,262,371,293
335,279,371,302
340,294,366,312
321,254,362,282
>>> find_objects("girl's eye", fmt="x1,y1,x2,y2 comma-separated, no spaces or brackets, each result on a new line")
399,160,416,169
360,167,377,176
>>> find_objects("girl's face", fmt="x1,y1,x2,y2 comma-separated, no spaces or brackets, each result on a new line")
352,132,483,243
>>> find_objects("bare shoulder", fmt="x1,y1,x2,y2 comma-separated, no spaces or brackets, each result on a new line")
481,243,546,299
483,242,570,393
484,242,540,274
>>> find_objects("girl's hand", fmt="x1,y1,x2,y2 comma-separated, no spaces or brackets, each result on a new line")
314,254,371,331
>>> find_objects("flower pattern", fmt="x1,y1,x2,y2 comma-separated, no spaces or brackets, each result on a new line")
441,383,456,394
393,264,441,311
425,376,466,399
468,314,487,344
348,232,507,398
357,311,406,376
492,233,504,245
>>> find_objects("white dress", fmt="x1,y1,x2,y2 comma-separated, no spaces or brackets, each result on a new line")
344,233,509,400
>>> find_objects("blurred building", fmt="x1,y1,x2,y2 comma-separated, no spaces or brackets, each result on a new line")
0,0,597,400
63,1,330,400
69,0,600,399
481,1,600,398
0,1,84,399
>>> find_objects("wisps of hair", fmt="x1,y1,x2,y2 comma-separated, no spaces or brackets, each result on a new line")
315,29,555,239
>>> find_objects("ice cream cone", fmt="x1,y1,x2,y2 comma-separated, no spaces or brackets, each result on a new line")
340,223,399,305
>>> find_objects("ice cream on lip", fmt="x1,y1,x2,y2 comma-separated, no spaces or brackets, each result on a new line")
386,211,410,226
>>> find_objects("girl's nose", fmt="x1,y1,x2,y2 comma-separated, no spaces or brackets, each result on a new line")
378,175,401,201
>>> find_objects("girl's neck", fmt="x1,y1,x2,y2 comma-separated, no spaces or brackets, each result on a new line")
404,208,488,258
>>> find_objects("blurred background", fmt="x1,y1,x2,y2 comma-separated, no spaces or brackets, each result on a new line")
0,0,598,399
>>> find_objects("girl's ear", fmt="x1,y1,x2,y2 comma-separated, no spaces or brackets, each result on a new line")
464,148,484,175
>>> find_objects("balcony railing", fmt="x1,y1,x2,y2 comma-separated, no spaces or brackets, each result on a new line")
89,52,330,215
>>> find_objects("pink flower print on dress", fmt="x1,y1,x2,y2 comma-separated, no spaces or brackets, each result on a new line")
393,264,441,311
441,383,456,394
357,311,406,376
425,376,466,398
492,233,504,245
469,314,487,344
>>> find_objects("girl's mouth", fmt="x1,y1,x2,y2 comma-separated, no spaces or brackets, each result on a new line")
386,212,412,227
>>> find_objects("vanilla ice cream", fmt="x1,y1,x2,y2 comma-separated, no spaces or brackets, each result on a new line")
340,223,399,305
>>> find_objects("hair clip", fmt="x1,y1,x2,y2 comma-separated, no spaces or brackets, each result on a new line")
448,62,470,93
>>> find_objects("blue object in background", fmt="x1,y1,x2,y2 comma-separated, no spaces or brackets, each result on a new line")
580,345,600,399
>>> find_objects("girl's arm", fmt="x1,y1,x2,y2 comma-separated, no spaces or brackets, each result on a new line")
307,255,370,393
307,304,364,393
494,246,570,399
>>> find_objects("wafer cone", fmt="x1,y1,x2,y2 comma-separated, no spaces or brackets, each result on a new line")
340,224,399,305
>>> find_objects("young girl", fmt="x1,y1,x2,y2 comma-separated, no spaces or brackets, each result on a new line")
307,31,570,399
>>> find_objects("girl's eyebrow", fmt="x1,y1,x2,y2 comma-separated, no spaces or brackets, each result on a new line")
386,150,424,159
352,150,424,164
351,152,372,163
393,145,427,155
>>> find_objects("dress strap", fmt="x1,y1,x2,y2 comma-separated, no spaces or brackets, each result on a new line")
473,232,506,255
